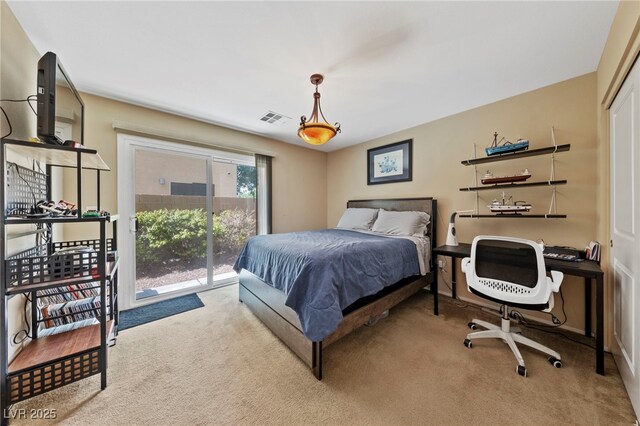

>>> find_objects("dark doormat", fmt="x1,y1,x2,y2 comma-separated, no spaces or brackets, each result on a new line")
119,294,204,331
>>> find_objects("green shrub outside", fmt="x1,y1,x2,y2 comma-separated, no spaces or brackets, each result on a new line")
136,208,254,267
216,209,256,251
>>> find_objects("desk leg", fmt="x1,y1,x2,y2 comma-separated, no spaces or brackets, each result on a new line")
451,257,457,299
584,278,592,337
596,275,604,375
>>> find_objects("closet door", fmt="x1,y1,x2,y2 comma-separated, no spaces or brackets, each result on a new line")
610,57,640,417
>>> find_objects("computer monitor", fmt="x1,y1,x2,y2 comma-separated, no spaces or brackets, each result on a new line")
37,51,84,145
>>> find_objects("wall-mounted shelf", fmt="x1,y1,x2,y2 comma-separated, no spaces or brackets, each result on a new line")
459,179,568,192
459,128,570,218
461,144,571,166
459,214,567,219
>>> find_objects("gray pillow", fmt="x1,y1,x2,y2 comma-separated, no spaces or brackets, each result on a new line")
336,208,379,230
371,209,431,236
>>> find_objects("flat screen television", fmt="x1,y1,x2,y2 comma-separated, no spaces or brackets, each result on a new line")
37,51,84,145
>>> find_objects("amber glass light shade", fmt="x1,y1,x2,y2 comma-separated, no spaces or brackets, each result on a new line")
298,74,340,146
297,123,337,145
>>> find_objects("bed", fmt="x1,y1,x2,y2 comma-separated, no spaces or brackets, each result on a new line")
235,198,437,380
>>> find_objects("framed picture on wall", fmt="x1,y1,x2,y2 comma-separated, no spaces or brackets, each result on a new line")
367,139,413,185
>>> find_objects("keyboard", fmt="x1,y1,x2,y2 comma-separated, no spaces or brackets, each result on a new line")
543,252,580,262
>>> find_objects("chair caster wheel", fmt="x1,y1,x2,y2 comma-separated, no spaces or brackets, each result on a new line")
464,338,472,348
516,365,527,377
468,322,477,330
548,357,562,368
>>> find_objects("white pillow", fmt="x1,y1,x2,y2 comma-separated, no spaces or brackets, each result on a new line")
371,209,431,237
336,208,379,230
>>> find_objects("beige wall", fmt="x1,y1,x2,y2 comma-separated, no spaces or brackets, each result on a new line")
0,2,37,141
54,85,82,143
327,73,598,333
212,162,238,198
329,1,640,348
134,150,238,198
63,92,327,242
1,0,327,360
595,2,640,351
3,0,640,353
0,0,41,360
135,150,206,196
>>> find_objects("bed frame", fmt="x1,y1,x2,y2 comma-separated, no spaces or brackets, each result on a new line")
238,197,437,380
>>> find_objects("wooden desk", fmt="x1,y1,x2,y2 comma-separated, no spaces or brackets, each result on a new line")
433,243,605,375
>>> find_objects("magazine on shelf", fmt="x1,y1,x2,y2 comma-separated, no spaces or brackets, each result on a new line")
585,241,601,262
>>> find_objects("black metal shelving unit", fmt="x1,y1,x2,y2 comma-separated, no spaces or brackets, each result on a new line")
460,140,571,219
0,139,118,423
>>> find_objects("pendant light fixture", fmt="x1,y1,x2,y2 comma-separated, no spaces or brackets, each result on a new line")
298,74,341,145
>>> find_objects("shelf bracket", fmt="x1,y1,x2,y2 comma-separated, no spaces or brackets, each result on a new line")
548,126,559,215
550,133,556,179
548,186,558,215
472,143,479,216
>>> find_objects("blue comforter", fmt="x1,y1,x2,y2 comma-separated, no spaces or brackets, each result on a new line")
233,229,420,341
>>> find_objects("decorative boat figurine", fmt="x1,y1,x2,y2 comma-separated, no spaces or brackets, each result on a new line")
481,168,531,185
488,192,532,214
485,132,529,156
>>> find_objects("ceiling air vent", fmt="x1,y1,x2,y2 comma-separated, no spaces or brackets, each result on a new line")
259,111,291,125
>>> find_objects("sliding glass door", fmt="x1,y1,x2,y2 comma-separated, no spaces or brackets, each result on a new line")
134,149,210,300
118,134,256,309
211,160,256,280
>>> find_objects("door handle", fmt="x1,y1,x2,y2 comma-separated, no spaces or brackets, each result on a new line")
130,216,139,233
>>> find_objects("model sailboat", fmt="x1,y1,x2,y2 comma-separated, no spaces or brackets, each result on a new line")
488,191,532,214
481,168,532,185
485,132,529,156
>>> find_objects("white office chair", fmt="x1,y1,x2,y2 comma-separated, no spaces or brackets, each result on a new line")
461,235,564,377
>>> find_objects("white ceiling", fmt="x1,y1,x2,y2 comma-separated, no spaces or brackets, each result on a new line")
8,1,618,152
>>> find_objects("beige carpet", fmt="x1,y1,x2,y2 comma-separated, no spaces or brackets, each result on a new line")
13,285,636,425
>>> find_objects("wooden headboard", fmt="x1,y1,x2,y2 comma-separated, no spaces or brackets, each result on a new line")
346,197,437,268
